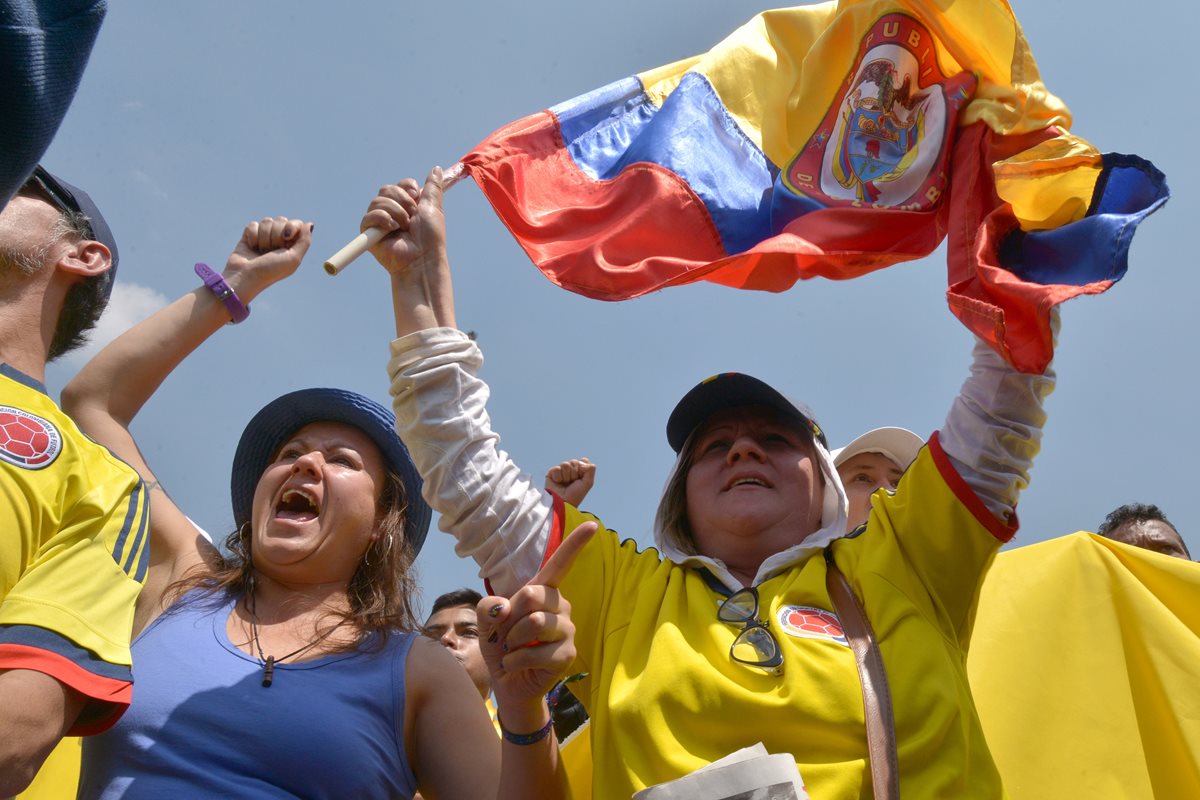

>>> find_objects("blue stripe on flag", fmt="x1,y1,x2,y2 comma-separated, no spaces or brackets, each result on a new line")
554,72,778,257
1005,154,1169,286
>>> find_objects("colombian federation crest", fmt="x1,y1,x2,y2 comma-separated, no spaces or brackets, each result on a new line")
0,406,63,469
785,13,976,209
776,605,848,646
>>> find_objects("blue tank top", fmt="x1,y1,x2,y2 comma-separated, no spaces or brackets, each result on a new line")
78,592,419,799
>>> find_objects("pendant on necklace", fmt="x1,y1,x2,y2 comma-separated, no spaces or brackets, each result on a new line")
262,655,276,688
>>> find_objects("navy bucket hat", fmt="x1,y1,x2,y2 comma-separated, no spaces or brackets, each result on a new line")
230,388,432,557
26,165,119,300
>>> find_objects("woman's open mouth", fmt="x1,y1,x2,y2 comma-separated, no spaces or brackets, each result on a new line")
275,487,320,522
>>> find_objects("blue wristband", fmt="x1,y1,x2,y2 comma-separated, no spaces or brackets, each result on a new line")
499,716,554,746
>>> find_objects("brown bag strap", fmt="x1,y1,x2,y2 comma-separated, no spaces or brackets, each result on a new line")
824,546,899,799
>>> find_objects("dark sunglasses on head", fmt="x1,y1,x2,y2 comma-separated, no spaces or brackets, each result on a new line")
21,172,74,215
19,171,96,240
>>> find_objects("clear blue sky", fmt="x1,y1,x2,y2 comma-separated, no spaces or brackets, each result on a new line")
43,0,1198,612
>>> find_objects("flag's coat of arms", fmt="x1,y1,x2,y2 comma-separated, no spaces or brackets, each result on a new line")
787,13,975,209
0,406,62,469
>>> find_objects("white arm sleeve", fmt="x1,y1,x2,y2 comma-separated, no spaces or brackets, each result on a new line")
388,328,550,596
938,324,1057,522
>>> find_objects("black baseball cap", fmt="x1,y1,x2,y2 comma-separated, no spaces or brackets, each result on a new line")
666,372,827,453
24,166,118,299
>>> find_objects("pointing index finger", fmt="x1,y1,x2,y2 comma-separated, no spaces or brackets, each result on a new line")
529,521,598,590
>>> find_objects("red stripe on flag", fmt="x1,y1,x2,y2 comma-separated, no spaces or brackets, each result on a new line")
717,203,950,291
462,112,728,300
946,123,1113,374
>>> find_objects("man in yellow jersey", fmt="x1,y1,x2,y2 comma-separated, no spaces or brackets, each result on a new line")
0,167,148,795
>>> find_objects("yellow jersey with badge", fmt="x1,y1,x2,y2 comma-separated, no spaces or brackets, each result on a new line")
0,365,148,733
553,434,1011,799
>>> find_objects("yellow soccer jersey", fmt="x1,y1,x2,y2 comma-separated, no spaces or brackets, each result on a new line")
0,365,149,733
485,694,501,735
550,433,1012,799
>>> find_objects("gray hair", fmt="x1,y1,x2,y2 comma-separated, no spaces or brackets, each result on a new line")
0,209,90,277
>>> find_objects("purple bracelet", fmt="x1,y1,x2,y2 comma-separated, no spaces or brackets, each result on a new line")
499,716,554,746
194,262,249,323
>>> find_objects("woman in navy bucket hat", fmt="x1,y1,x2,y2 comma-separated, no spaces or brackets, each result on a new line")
230,386,432,560
64,216,576,799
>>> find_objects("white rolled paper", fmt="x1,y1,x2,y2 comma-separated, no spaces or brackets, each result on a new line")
323,163,467,276
323,227,385,276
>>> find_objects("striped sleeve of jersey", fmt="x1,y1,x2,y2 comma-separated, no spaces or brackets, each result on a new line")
0,374,150,733
0,471,150,666
0,625,133,734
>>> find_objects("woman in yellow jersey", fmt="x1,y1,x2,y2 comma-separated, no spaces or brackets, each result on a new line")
62,217,582,800
375,170,1052,798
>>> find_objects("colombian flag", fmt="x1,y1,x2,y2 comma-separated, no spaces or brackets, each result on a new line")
968,534,1200,796
460,0,1168,374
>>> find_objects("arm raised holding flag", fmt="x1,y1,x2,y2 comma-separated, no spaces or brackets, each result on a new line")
370,167,1059,798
